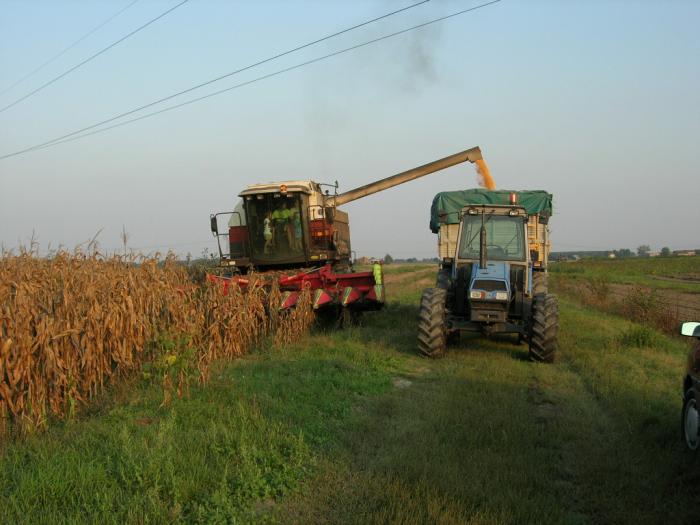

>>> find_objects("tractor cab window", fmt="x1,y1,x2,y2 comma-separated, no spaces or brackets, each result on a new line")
245,193,305,260
458,215,525,261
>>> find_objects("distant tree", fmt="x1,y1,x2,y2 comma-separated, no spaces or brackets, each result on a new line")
615,248,633,258
637,245,651,257
383,254,394,264
660,247,671,257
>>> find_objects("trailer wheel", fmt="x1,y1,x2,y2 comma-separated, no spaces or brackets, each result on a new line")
418,288,448,358
532,271,548,295
528,293,558,363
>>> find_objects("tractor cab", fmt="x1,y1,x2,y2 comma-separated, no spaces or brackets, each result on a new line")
453,205,530,325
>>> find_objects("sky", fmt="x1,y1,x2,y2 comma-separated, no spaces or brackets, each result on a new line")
1,0,699,259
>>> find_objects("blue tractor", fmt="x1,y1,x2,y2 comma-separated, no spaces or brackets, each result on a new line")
417,189,558,362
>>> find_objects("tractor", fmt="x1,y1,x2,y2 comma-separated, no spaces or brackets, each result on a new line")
418,189,559,362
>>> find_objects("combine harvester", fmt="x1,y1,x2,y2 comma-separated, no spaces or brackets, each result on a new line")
209,147,488,316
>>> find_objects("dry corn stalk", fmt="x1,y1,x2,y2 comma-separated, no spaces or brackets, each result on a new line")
0,251,313,438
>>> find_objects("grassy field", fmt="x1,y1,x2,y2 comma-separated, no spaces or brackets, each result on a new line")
1,264,698,524
550,256,700,334
551,256,700,293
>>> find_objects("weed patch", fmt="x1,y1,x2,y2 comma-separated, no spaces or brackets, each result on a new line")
617,325,660,348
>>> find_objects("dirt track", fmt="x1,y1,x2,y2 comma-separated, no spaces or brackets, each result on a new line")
607,282,700,319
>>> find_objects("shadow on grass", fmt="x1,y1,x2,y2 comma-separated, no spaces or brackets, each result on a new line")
324,302,533,363
278,361,698,525
280,374,572,524
452,332,532,362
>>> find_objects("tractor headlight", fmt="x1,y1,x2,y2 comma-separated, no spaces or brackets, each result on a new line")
495,291,508,301
470,290,484,299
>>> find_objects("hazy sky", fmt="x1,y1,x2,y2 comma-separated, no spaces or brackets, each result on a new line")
1,0,698,259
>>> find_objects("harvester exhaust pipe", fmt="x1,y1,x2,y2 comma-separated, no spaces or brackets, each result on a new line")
330,146,483,207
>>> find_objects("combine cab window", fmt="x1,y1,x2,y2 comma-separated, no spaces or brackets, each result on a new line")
458,215,525,261
245,193,305,261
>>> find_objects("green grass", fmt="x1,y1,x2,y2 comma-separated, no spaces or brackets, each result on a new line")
354,262,434,275
1,266,698,524
551,256,700,293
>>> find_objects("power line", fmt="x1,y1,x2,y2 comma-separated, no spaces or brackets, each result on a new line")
0,0,189,115
0,0,141,97
0,0,501,161
2,0,431,158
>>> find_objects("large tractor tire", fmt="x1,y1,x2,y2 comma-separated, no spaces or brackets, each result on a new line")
528,293,559,363
436,269,451,290
532,271,548,295
418,288,448,358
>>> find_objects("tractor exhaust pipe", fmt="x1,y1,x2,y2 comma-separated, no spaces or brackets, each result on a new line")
479,217,487,270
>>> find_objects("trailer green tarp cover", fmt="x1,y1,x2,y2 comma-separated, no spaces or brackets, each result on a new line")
430,189,553,233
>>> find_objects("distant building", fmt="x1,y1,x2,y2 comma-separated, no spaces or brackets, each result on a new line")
648,251,661,257
673,250,696,257
607,252,616,259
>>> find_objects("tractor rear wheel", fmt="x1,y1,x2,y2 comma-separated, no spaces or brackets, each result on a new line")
436,269,451,290
528,293,559,363
418,288,448,357
532,271,548,295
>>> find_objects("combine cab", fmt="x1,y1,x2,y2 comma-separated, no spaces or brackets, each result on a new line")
208,147,486,314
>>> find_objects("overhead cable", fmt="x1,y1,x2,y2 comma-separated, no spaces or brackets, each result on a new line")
0,0,141,97
0,0,189,114
2,0,431,157
0,0,501,161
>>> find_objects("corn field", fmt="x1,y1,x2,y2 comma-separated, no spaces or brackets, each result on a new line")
0,252,313,438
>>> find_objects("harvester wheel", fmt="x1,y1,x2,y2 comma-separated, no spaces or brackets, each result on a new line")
418,288,448,358
532,271,548,295
528,293,558,363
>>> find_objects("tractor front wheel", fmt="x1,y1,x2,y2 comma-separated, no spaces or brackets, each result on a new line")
418,288,448,358
528,293,559,363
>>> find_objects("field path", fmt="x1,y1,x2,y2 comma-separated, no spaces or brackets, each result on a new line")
606,282,700,319
277,266,698,524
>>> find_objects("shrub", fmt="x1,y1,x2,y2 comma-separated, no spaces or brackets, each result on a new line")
617,325,659,348
621,286,661,323
587,276,611,302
